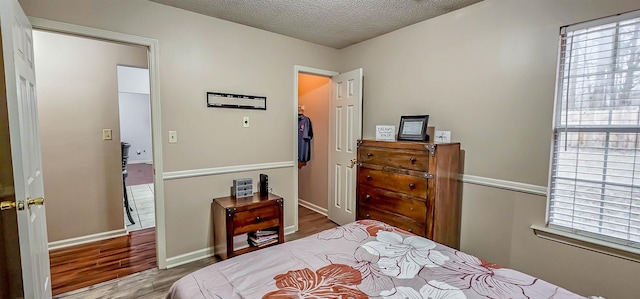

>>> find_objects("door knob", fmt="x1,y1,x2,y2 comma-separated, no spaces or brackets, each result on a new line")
348,158,358,168
1,200,24,211
1,201,16,210
27,197,45,208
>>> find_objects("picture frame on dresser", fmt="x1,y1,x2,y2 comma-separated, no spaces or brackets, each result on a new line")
398,115,429,141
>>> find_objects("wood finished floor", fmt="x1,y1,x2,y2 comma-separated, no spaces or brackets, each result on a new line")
53,206,337,299
50,228,157,296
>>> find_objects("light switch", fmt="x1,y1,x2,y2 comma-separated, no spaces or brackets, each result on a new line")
168,131,178,143
102,129,112,140
243,116,250,128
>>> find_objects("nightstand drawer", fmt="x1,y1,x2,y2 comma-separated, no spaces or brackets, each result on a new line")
233,205,280,235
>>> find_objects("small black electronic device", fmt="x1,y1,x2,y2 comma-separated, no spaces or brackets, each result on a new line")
259,174,269,195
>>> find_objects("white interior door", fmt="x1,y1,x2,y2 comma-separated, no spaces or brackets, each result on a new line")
1,0,52,298
327,68,363,225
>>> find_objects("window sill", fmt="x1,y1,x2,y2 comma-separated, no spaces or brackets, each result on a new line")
531,225,640,263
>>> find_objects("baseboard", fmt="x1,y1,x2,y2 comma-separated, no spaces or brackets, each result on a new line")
298,199,328,216
48,229,127,251
127,160,153,165
284,225,296,235
166,226,296,268
166,247,215,269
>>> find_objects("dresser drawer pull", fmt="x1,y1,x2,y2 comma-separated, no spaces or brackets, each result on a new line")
409,183,415,189
367,153,373,157
409,157,416,163
407,228,413,233
365,194,371,201
255,216,261,223
366,175,372,180
366,213,370,218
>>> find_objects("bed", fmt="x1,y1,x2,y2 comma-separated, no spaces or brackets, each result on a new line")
167,219,586,298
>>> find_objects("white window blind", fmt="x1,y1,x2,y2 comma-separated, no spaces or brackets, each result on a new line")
549,10,640,248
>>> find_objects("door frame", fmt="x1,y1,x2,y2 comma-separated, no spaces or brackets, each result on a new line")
29,17,168,269
292,65,338,232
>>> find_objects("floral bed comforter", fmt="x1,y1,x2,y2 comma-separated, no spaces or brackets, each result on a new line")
167,220,585,299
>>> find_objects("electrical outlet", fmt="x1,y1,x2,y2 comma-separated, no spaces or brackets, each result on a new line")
243,116,250,128
102,129,112,140
168,131,178,143
435,131,451,143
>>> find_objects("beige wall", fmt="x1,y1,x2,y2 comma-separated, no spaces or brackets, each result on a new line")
164,168,293,256
339,0,640,298
33,30,148,241
298,74,330,210
18,0,340,257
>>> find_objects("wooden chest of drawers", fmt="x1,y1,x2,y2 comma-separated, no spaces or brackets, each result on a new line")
356,140,461,249
213,193,284,259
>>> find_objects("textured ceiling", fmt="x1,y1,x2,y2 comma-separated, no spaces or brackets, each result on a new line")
150,0,482,49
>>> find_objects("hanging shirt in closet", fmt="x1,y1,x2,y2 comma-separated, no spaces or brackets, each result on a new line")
298,114,313,162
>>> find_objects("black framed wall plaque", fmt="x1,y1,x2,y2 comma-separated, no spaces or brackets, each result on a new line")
207,92,266,110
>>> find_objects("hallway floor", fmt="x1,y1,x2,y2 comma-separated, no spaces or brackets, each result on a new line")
125,183,155,232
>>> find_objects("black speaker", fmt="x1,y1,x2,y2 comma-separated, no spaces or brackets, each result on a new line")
260,174,269,195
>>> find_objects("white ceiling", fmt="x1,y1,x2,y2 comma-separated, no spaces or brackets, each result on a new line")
149,0,483,49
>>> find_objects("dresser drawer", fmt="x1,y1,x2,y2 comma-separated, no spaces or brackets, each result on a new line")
358,206,426,236
233,205,280,235
358,168,427,198
358,186,427,223
359,146,429,171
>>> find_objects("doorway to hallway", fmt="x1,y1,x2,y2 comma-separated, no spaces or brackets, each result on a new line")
32,29,156,296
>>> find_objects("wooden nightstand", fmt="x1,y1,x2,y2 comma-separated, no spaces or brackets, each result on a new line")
213,193,284,259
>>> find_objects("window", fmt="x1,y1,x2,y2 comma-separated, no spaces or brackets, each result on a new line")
548,10,640,248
